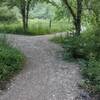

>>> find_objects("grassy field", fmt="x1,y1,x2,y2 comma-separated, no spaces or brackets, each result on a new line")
0,19,72,35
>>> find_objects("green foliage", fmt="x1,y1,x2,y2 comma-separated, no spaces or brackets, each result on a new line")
51,35,67,44
84,0,100,25
0,19,72,35
62,27,100,60
70,31,100,92
81,58,100,93
30,3,55,19
62,36,86,59
54,6,68,20
0,36,24,89
0,6,17,23
52,27,100,93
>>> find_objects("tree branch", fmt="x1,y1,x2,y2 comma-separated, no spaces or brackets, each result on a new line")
47,0,60,8
62,0,76,20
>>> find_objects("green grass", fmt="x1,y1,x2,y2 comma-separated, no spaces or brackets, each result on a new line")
0,36,24,90
51,35,67,44
0,19,72,35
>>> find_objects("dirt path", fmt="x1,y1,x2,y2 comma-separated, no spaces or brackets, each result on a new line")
0,34,81,100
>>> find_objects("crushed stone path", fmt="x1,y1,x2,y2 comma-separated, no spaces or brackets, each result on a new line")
0,34,82,100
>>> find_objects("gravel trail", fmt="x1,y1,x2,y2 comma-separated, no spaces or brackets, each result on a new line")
0,34,81,100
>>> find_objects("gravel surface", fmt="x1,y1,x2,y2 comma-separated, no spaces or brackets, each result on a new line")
0,34,82,100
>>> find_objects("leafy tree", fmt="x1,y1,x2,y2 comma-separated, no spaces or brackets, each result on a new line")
62,0,83,36
5,0,38,32
41,0,83,36
84,0,100,26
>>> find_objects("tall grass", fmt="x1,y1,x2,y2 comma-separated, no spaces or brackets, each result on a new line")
0,19,72,35
0,34,24,90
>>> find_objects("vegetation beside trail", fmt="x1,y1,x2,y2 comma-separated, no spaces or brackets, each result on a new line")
0,35,24,90
52,26,100,97
0,0,100,99
51,0,100,98
0,19,72,35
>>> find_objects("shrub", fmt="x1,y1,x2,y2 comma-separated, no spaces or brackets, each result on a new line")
62,27,100,60
81,58,100,93
0,43,24,80
51,35,67,44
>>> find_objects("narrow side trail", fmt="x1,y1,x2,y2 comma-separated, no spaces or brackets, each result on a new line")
0,34,81,100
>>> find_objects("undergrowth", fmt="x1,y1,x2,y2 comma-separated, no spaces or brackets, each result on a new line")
0,35,24,90
0,19,72,35
51,27,100,95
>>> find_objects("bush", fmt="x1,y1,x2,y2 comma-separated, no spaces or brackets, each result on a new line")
0,36,24,89
62,28,100,60
81,58,100,93
51,35,67,44
62,36,86,59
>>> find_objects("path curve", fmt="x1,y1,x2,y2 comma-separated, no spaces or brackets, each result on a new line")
0,34,81,100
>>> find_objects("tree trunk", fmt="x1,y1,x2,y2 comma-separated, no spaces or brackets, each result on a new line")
21,0,26,32
22,14,26,32
74,17,81,36
75,0,83,36
26,11,28,30
26,0,31,29
49,19,52,29
62,0,83,36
